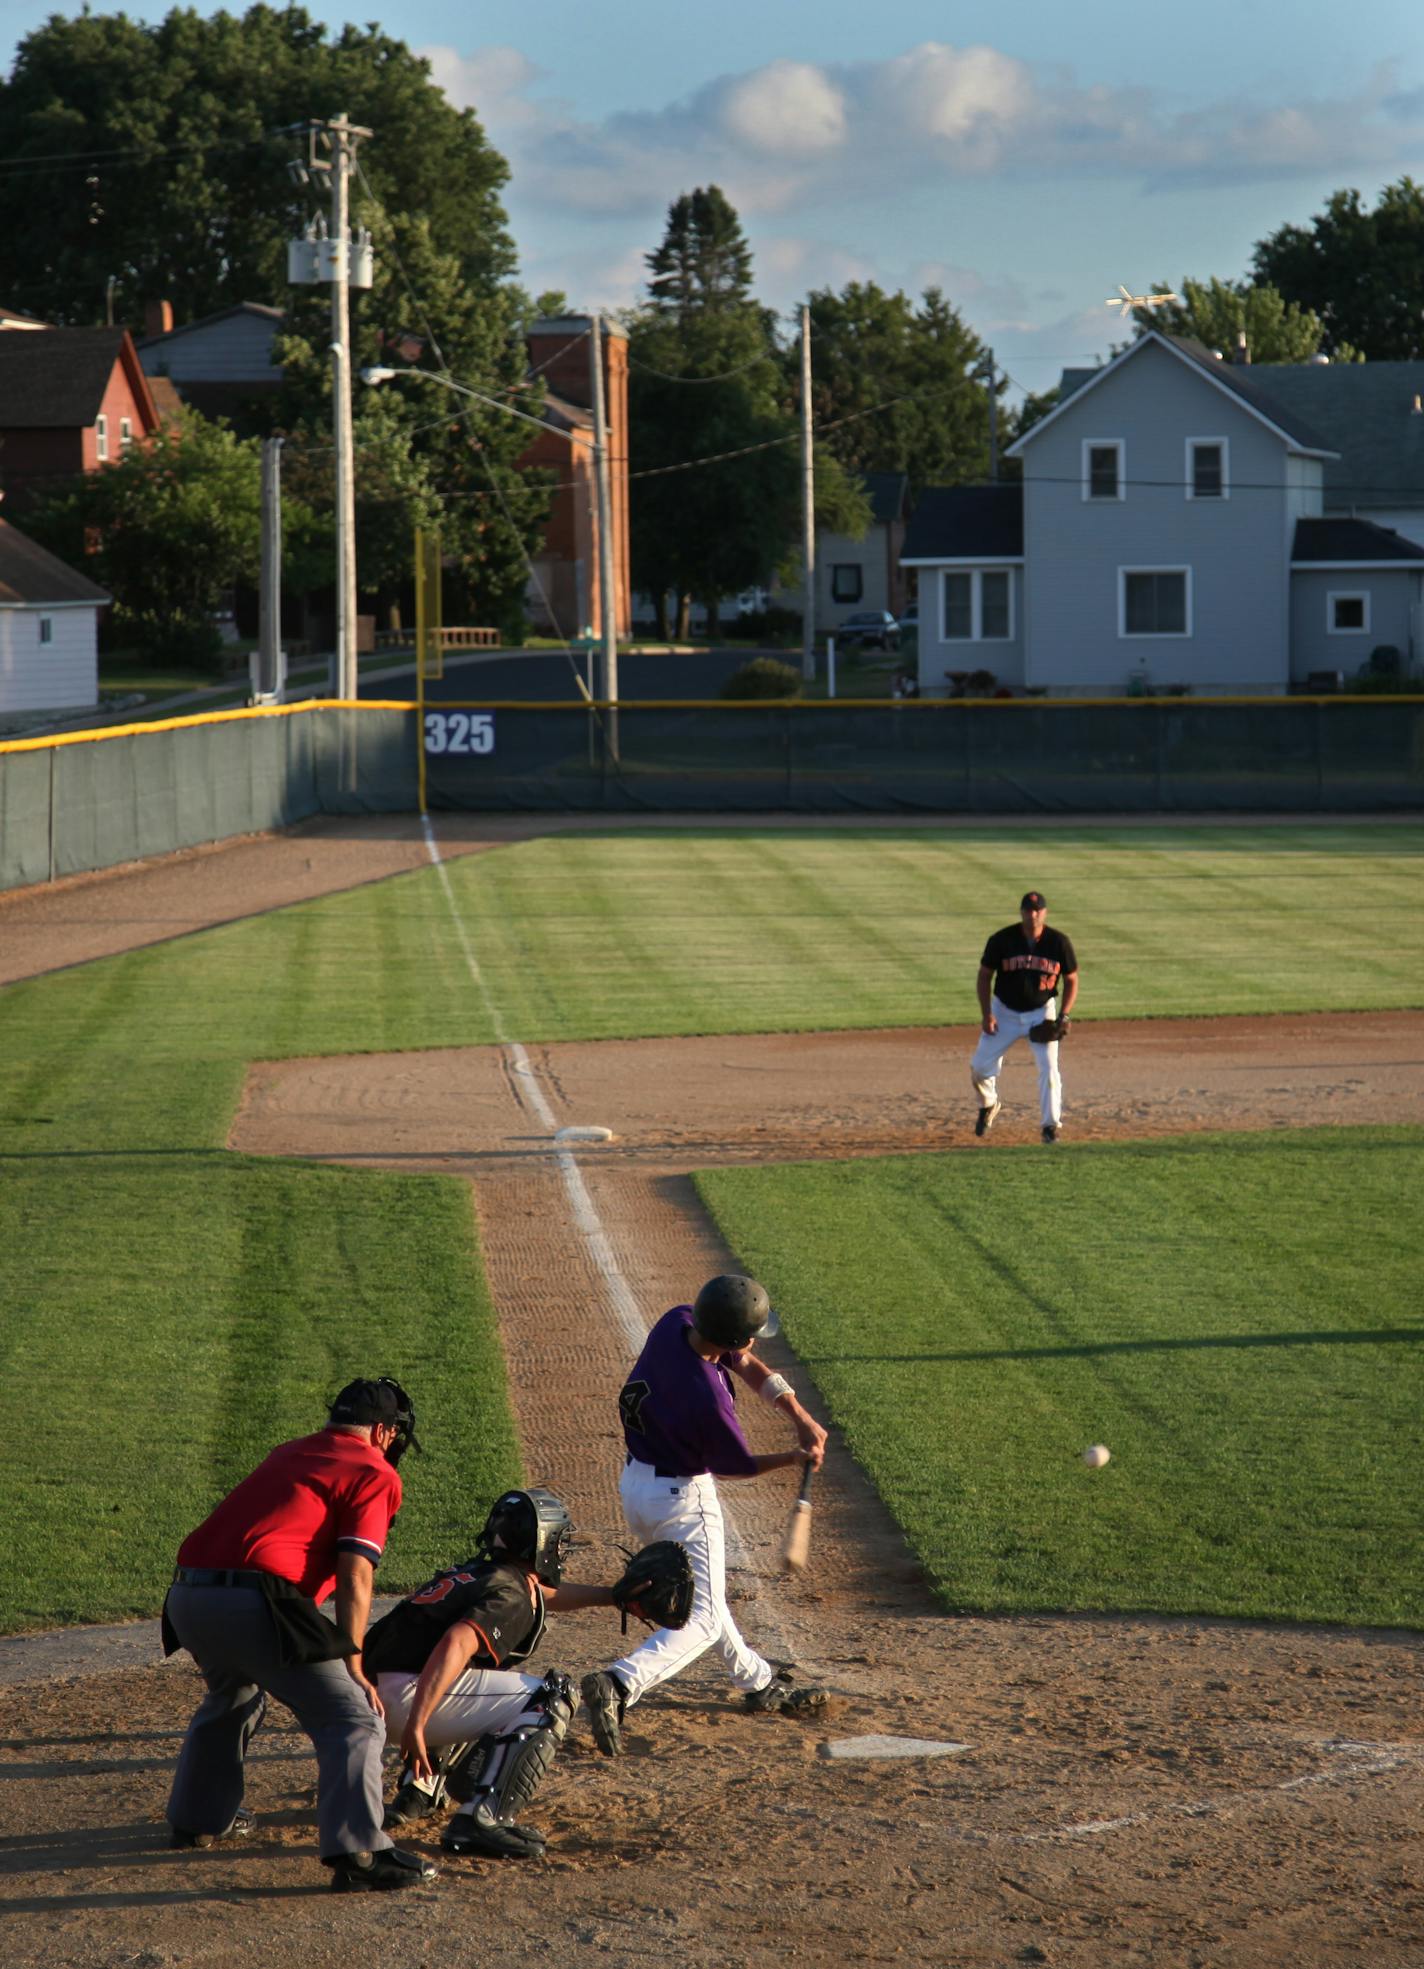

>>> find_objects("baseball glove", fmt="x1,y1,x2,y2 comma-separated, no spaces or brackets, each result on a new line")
610,1541,694,1634
1028,1015,1070,1043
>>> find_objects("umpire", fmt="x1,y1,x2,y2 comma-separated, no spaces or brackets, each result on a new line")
162,1376,437,1893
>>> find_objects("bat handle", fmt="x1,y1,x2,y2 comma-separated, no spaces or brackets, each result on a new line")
796,1459,815,1502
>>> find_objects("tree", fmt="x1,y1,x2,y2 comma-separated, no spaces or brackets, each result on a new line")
627,187,854,639
23,412,268,666
0,6,516,329
798,283,993,495
1251,179,1424,360
1128,277,1362,364
646,187,756,319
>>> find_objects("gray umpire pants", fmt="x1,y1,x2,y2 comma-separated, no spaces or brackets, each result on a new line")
165,1583,391,1859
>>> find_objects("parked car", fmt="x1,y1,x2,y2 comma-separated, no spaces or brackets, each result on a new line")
835,610,900,651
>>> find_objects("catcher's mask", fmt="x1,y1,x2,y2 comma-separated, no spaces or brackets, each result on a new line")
691,1274,780,1350
328,1377,422,1468
478,1487,574,1585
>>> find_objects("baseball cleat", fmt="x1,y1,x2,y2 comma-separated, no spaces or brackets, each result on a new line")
442,1805,547,1859
326,1846,438,1892
170,1807,255,1849
744,1672,828,1716
1041,1125,1058,1144
385,1773,449,1827
974,1101,1002,1138
581,1670,626,1756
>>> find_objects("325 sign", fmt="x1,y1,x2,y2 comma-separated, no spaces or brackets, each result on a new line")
424,712,495,756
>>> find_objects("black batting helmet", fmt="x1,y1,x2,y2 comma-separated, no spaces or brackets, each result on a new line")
691,1274,777,1349
478,1487,574,1585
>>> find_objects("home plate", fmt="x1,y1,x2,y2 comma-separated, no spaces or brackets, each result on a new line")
554,1125,615,1142
823,1735,971,1761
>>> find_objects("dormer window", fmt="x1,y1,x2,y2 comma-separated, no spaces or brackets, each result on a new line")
95,413,108,462
1187,439,1228,500
1083,440,1124,501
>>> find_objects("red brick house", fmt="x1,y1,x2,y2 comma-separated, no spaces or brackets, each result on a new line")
0,328,161,514
519,317,630,640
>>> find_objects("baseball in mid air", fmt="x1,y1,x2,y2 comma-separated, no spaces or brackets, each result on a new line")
1081,1444,1111,1469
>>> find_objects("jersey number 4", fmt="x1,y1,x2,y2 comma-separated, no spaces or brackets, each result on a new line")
618,1379,651,1432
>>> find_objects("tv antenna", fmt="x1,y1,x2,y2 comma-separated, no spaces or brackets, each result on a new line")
1106,284,1181,318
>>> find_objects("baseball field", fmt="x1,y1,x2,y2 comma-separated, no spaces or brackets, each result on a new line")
1,813,1422,1966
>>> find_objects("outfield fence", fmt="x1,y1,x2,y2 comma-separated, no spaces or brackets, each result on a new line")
1,695,1420,893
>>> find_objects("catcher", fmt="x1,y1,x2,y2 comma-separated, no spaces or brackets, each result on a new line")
362,1487,690,1859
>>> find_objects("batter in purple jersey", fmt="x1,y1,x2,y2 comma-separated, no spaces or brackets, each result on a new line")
580,1277,828,1756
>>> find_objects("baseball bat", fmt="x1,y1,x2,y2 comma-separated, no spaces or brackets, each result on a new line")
781,1461,815,1573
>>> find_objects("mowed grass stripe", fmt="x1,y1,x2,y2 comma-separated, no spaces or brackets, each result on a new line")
1,821,1420,1631
696,1129,1424,1628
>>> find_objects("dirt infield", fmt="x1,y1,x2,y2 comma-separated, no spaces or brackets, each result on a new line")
3,819,1422,1968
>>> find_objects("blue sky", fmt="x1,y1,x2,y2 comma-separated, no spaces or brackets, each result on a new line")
5,1,1422,391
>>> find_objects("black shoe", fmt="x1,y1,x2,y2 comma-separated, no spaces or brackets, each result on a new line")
170,1807,254,1850
385,1773,449,1827
327,1846,438,1892
975,1101,1002,1138
581,1670,626,1756
1042,1125,1058,1145
442,1803,547,1860
744,1674,828,1717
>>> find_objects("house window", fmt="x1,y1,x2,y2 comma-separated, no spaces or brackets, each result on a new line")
1187,439,1227,500
1328,592,1370,635
1121,568,1191,637
941,568,1013,641
119,417,133,452
38,616,53,646
1083,440,1124,501
831,564,863,603
95,414,108,462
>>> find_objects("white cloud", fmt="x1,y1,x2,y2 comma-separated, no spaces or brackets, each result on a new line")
424,39,1424,219
719,61,847,157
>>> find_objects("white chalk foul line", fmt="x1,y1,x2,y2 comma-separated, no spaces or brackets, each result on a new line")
1037,1737,1424,1843
422,818,777,1627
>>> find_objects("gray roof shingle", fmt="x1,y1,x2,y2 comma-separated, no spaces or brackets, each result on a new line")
1292,516,1424,563
901,484,1023,561
0,327,128,426
0,519,110,605
1241,362,1424,511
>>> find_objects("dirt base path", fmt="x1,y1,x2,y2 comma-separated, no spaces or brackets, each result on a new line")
3,825,1422,1966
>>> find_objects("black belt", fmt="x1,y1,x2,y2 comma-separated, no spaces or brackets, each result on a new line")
626,1454,688,1481
173,1566,272,1589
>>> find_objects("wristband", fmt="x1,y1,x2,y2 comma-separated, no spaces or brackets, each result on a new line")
759,1373,794,1406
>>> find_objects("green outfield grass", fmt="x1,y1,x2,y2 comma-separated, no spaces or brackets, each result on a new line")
697,1130,1424,1628
1,821,1421,1630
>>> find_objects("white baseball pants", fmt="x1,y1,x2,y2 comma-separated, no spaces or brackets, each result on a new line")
970,996,1063,1127
375,1666,544,1746
607,1460,775,1706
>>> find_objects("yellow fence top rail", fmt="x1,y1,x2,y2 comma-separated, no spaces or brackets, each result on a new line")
0,698,414,755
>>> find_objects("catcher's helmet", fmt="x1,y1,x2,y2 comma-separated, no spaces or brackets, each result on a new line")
691,1274,777,1350
328,1376,421,1467
478,1488,574,1585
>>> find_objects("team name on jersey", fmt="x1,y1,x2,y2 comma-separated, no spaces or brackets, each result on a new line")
1000,954,1061,980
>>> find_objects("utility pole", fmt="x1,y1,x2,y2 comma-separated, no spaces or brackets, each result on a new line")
256,436,285,701
800,304,816,682
979,348,1000,483
328,113,366,701
589,313,619,758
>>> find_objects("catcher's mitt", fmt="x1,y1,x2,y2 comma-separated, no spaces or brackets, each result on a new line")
610,1541,694,1634
1028,1015,1070,1043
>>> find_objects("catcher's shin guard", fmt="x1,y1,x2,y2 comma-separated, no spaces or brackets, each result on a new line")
385,1740,471,1827
441,1671,574,1859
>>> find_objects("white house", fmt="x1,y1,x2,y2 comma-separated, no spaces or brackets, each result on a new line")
903,334,1424,697
0,519,109,716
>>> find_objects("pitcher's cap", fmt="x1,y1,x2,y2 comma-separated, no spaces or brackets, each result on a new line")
1021,890,1047,910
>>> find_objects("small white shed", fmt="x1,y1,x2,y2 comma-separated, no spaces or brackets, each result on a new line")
0,519,109,715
